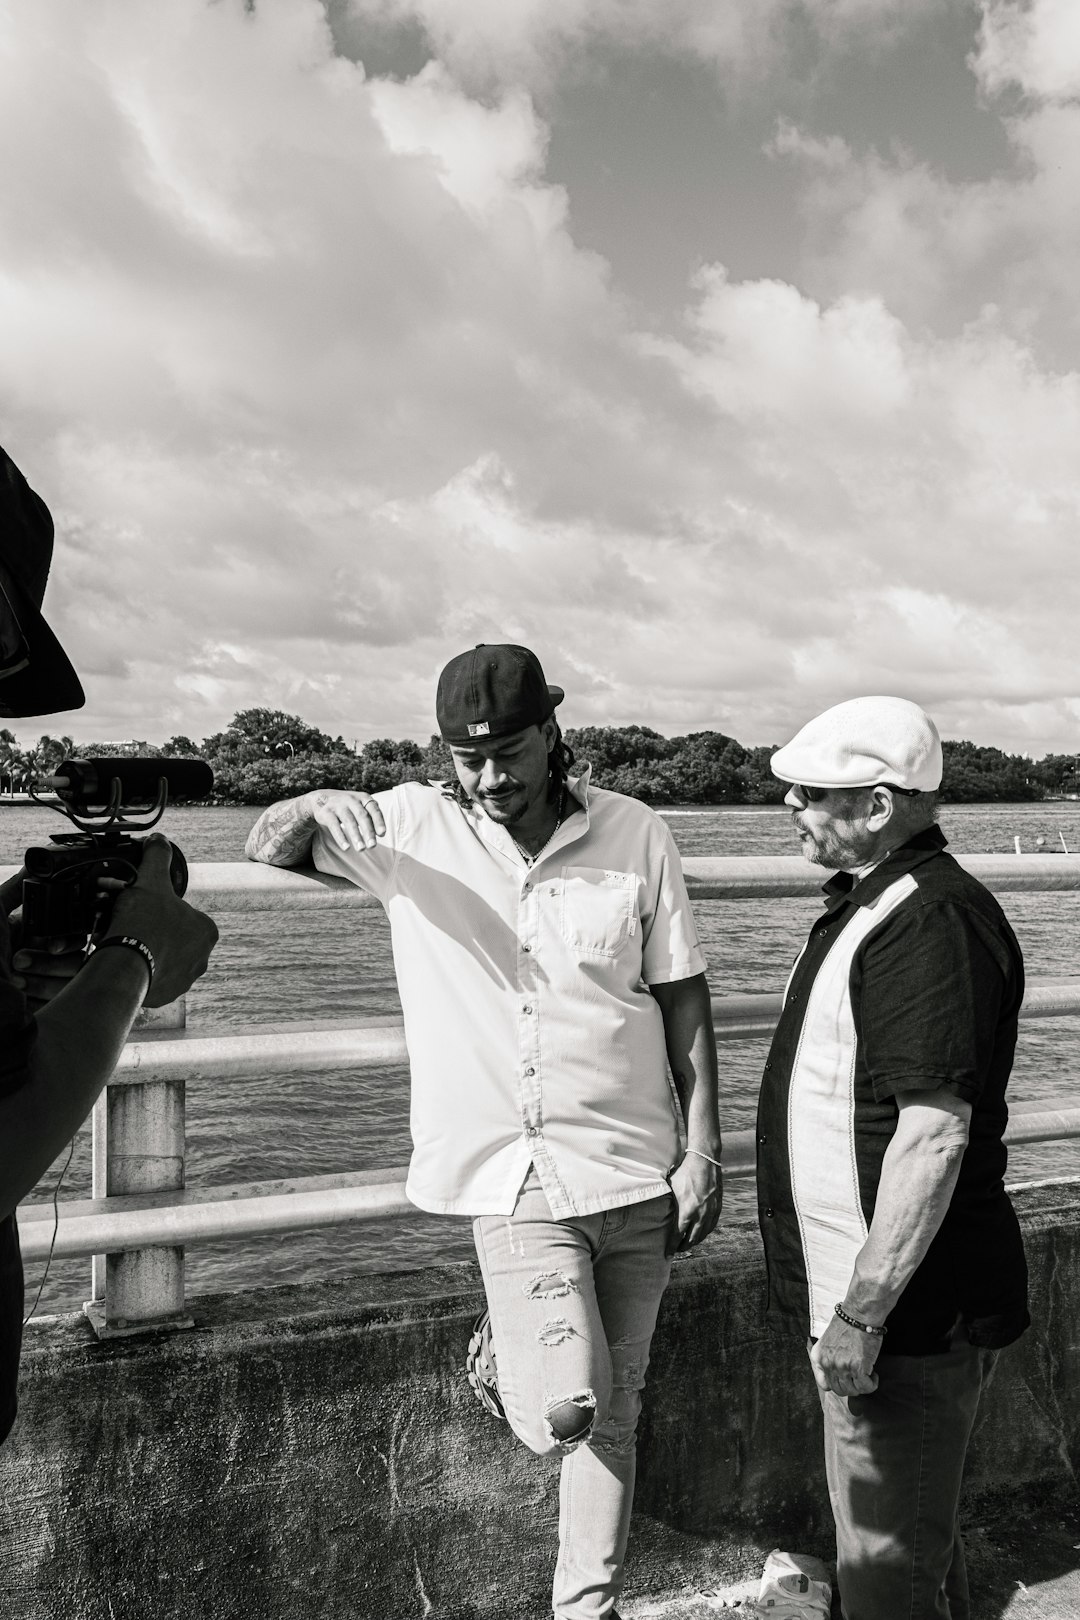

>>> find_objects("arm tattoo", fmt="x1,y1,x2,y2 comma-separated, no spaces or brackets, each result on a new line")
245,795,323,866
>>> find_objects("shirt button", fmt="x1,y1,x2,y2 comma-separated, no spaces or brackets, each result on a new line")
526,1125,539,1136
521,943,531,953
788,993,799,1004
523,1005,533,1014
758,1134,768,1146
764,1061,772,1071
525,1067,535,1077
764,1206,774,1219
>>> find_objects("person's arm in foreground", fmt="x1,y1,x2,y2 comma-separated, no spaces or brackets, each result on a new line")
0,836,218,1218
651,972,723,1255
245,790,386,866
810,1087,971,1397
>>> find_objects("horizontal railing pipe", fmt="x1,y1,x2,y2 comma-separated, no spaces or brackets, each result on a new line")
90,977,1080,1088
18,1171,415,1260
682,853,1080,899
19,1104,1080,1261
7,855,1078,912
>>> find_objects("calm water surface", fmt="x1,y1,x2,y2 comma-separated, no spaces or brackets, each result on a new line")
4,799,1078,1314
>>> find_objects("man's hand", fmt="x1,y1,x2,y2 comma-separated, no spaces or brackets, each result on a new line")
306,790,387,853
666,1151,722,1257
103,835,219,1007
810,1313,884,1398
12,938,88,1013
2,866,86,1013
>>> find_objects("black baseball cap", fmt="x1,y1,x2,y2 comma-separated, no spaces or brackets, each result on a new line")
0,446,85,718
437,644,564,745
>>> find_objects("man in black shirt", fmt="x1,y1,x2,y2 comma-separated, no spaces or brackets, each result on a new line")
757,695,1028,1620
0,445,219,1445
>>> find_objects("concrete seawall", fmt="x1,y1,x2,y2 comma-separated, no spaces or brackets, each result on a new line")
3,1181,1079,1620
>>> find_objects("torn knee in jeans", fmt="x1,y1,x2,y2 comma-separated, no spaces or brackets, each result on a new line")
537,1316,576,1346
543,1390,596,1447
523,1271,578,1300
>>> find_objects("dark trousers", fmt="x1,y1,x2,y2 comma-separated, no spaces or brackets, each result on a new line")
0,1213,24,1445
818,1329,999,1620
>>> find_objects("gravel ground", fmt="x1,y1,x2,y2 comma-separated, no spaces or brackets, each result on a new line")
620,1483,1080,1620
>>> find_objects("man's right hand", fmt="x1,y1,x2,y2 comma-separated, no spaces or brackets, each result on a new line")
305,790,387,853
103,835,219,1008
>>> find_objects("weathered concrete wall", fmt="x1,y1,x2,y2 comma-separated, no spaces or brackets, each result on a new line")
2,1182,1079,1620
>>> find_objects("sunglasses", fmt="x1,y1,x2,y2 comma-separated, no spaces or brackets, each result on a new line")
794,782,921,803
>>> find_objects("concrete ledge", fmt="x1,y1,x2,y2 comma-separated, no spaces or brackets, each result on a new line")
3,1183,1080,1620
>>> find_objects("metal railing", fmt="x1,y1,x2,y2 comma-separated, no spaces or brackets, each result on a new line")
11,854,1080,1335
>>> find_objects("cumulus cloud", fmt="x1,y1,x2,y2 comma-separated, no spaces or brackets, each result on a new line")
0,0,1077,755
767,3,1080,361
974,0,1080,100
344,0,944,91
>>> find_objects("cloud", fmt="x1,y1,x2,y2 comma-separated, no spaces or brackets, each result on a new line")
344,0,944,91
0,0,1076,757
974,0,1080,100
765,4,1080,362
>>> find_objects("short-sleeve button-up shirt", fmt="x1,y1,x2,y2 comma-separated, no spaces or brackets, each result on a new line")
756,825,1029,1355
312,769,706,1218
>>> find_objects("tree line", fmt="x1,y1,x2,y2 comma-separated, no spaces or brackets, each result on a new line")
2,711,1077,805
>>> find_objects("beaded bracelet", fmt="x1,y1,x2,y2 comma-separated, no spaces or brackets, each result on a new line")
684,1147,723,1171
91,934,156,992
834,1302,887,1336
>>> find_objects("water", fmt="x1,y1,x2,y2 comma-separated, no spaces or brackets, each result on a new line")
4,800,1079,1315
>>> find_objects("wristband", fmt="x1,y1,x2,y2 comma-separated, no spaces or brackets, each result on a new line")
683,1147,723,1171
834,1302,887,1336
91,935,156,992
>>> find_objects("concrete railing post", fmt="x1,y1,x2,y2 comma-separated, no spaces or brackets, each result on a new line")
84,997,194,1338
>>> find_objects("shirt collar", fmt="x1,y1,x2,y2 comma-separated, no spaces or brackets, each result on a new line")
452,763,593,862
821,823,948,912
565,763,592,814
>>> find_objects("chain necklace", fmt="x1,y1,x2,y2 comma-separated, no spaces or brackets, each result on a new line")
510,791,565,868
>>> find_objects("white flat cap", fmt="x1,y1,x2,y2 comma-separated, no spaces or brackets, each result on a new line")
771,696,943,791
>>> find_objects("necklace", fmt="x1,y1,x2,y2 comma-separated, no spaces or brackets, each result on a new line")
511,793,565,867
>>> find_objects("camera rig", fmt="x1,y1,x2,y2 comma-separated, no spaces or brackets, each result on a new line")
23,757,214,944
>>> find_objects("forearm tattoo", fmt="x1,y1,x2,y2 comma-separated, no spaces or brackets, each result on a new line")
245,795,324,866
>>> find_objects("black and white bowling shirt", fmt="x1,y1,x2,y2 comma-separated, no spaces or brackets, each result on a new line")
756,824,1030,1356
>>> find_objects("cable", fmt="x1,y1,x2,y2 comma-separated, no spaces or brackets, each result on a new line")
22,1137,76,1327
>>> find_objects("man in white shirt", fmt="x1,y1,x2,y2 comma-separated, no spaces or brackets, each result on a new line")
245,643,722,1620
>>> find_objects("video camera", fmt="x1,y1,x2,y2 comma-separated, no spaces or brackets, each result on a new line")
23,757,214,945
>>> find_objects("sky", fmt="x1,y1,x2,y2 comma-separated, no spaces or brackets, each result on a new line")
1,0,1078,755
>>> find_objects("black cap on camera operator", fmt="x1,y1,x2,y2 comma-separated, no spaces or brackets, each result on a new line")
0,445,219,1445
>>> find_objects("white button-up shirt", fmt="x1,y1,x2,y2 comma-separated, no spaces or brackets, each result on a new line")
312,769,706,1217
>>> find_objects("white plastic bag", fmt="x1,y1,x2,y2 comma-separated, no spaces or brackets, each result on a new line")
753,1548,832,1618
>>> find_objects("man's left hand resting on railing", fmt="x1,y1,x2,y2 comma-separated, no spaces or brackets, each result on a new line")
0,445,220,1447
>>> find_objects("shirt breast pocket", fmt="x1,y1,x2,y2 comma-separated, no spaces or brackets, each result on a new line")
557,867,638,958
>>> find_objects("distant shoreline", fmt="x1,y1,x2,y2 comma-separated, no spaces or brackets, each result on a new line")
4,795,1079,812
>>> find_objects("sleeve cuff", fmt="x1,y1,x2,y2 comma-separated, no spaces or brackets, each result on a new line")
643,954,708,986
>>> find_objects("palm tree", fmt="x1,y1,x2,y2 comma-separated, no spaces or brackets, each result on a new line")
0,729,16,796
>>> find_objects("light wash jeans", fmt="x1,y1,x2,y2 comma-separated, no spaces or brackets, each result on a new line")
473,1169,675,1620
818,1327,1000,1620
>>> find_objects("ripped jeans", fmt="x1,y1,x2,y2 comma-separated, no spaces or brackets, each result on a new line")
473,1169,674,1620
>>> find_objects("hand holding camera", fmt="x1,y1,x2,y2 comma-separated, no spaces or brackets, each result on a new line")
16,756,219,1009
98,833,218,1007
